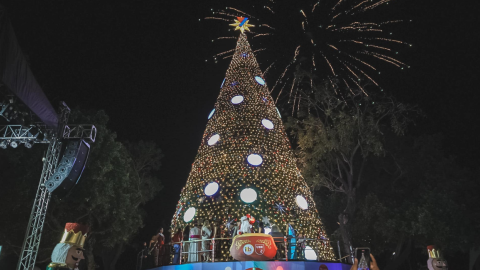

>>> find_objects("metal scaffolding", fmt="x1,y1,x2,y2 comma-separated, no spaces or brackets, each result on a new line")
0,102,96,270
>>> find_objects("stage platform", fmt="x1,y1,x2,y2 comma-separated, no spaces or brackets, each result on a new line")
149,261,351,270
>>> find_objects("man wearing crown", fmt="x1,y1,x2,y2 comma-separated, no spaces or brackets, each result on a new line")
47,223,89,270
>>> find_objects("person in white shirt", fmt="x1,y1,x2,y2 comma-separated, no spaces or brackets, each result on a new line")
201,221,212,262
188,223,201,262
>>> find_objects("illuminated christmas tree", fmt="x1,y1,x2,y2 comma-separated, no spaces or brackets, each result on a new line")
171,18,336,261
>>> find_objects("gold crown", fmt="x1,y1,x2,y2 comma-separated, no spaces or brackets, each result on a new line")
61,229,87,248
427,245,440,258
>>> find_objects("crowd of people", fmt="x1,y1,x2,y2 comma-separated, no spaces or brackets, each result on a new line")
137,219,327,269
138,220,440,270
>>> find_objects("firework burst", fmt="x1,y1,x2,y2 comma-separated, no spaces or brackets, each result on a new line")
205,0,412,112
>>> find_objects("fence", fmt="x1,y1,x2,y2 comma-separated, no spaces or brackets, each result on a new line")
137,236,346,269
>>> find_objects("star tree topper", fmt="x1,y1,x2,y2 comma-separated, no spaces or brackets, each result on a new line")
229,17,254,33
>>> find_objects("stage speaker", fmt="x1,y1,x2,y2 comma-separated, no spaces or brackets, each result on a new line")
45,139,90,196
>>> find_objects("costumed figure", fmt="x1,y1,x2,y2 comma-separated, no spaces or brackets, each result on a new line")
238,215,253,235
149,228,165,267
201,220,212,261
427,245,448,270
171,229,183,265
47,223,88,270
188,223,201,262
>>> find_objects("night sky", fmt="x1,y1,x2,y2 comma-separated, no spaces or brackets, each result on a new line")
2,0,479,267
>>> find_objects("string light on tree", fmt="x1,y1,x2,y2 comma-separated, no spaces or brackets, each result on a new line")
170,18,335,261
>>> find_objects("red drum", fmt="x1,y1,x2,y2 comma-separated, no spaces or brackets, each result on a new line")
229,233,277,261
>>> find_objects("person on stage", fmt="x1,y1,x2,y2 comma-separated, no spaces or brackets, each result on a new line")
201,220,212,262
188,222,201,262
149,228,165,267
238,216,253,235
47,223,88,270
171,229,183,265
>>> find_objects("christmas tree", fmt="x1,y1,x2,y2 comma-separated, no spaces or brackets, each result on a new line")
171,18,335,261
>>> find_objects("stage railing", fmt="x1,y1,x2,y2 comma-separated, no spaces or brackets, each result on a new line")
147,236,334,267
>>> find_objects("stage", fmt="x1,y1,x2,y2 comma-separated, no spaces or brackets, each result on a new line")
148,261,351,270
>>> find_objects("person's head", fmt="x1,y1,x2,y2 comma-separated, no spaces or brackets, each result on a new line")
203,220,209,227
51,243,85,269
176,228,182,234
271,225,280,232
259,222,264,228
143,242,147,246
157,227,163,234
428,258,448,270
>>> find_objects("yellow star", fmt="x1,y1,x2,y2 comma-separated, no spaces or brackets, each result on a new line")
229,17,254,33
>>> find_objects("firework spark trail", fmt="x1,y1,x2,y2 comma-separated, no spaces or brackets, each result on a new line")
216,12,238,18
207,1,410,106
343,79,355,95
328,44,339,50
344,59,379,86
321,53,336,76
363,0,392,11
345,54,377,70
358,69,379,86
253,33,272,38
332,0,344,11
261,24,275,30
263,62,275,77
359,51,401,67
215,49,235,57
365,44,391,51
265,6,275,14
205,17,230,21
342,39,364,44
226,7,253,17
380,20,404,25
351,0,370,11
253,48,267,54
369,52,406,65
350,76,368,95
365,37,408,44
340,60,360,81
275,82,288,103
289,77,297,99
300,10,307,18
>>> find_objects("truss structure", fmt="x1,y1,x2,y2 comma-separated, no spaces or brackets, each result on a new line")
13,102,96,270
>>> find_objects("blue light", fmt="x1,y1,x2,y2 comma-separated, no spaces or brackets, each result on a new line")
230,81,239,87
239,17,249,27
208,108,215,119
241,53,249,58
255,76,265,86
221,78,226,88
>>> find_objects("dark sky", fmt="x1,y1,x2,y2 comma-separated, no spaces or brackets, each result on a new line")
2,0,479,267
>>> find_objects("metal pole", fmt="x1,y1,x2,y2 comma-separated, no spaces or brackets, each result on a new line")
284,236,288,261
211,238,215,263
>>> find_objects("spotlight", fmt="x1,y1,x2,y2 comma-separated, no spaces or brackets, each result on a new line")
0,141,7,149
10,141,18,148
24,141,33,149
